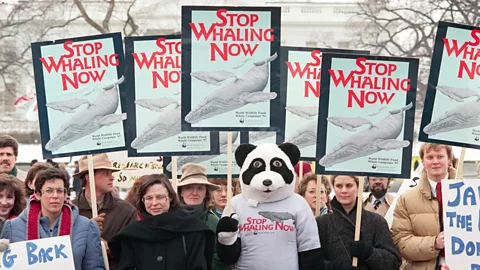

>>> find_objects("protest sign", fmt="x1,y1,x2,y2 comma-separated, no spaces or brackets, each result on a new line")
32,33,127,159
181,6,282,131
420,22,480,149
443,179,480,268
240,131,277,145
0,236,74,269
316,53,418,178
277,47,369,160
163,132,241,178
124,35,219,157
108,151,163,188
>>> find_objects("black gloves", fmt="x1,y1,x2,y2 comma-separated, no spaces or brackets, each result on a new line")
216,215,239,234
349,240,373,261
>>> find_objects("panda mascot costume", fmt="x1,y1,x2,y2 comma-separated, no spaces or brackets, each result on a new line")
216,143,324,270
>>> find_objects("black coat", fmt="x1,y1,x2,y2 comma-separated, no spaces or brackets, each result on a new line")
316,198,401,270
109,210,215,270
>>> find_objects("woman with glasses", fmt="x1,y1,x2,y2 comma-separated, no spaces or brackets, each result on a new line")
109,174,215,270
0,168,104,269
297,173,332,215
208,178,239,218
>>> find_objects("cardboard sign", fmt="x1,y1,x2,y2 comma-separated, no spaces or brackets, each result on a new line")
442,179,480,268
163,132,242,178
316,53,418,178
276,47,369,161
124,35,219,157
0,236,75,269
108,151,163,188
181,6,282,131
420,21,480,149
240,131,277,145
32,33,127,158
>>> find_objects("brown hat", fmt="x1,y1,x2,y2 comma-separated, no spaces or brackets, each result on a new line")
177,163,220,191
72,153,120,178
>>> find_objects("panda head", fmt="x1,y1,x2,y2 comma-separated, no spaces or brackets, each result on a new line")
235,142,300,205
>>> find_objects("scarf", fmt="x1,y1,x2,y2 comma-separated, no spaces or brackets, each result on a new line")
26,195,73,240
182,203,206,217
9,166,17,177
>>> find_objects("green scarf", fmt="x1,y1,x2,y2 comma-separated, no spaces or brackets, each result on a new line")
9,166,17,177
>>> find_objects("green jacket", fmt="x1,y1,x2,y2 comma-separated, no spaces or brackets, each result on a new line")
199,210,228,270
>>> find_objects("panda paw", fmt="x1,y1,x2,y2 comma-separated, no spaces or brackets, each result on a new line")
217,214,239,246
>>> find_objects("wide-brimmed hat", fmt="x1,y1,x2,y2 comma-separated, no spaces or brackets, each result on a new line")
72,153,120,178
177,163,220,191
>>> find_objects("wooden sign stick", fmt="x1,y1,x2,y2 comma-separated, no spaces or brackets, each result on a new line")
352,175,365,267
315,175,322,216
299,160,304,182
87,154,98,218
455,147,466,179
226,131,234,215
172,156,178,192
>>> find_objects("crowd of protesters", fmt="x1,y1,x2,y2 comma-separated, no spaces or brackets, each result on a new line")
0,134,453,269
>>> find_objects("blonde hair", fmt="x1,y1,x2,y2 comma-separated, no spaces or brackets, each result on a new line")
419,143,453,161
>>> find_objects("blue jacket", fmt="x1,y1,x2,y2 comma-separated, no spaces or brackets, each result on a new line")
1,201,105,270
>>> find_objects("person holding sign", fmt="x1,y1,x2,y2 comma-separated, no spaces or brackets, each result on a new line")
0,135,27,182
109,174,215,270
0,174,26,220
298,173,332,215
208,177,239,219
391,143,456,270
0,168,105,269
363,176,394,217
316,175,401,270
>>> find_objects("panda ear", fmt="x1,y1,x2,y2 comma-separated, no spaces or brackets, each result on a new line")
278,143,300,166
235,144,257,167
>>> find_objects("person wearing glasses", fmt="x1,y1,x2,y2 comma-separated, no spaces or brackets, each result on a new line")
0,168,105,269
109,174,215,270
297,173,332,215
208,177,239,218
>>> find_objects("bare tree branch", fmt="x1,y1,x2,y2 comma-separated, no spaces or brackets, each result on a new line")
73,0,107,34
102,0,115,32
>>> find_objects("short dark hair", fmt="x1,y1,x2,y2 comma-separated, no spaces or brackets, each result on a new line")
25,162,54,196
137,174,180,214
0,135,18,157
367,176,391,182
0,174,26,217
34,168,69,193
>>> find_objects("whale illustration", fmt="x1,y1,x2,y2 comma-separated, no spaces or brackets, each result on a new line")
287,119,317,150
423,98,480,135
286,106,318,120
367,106,387,116
319,102,413,168
327,117,373,132
249,131,276,143
45,76,126,151
191,70,238,86
166,131,239,172
436,85,480,102
258,211,295,224
185,53,278,124
46,98,90,113
131,99,181,150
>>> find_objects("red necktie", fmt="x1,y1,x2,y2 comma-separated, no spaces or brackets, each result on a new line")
436,182,445,257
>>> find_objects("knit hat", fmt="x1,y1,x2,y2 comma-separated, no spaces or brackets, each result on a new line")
294,162,312,177
177,163,220,191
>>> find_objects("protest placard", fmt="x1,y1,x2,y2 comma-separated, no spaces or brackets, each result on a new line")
181,6,282,131
0,236,74,269
316,53,418,178
124,35,220,156
32,33,127,158
240,131,277,145
277,47,369,160
163,132,241,178
108,151,163,188
420,22,480,149
443,179,480,268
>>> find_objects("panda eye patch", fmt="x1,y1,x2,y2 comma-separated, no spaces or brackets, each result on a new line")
272,160,282,167
253,161,263,168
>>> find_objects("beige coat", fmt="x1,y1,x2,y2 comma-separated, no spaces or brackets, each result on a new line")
363,193,394,217
391,168,456,270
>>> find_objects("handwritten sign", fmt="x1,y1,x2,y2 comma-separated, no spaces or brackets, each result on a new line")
443,179,480,268
420,21,480,149
315,53,418,178
108,151,163,188
181,6,282,131
32,33,127,158
0,236,74,269
277,47,369,161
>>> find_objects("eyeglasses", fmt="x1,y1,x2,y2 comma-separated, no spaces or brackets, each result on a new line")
41,188,67,197
214,186,234,194
143,194,168,204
